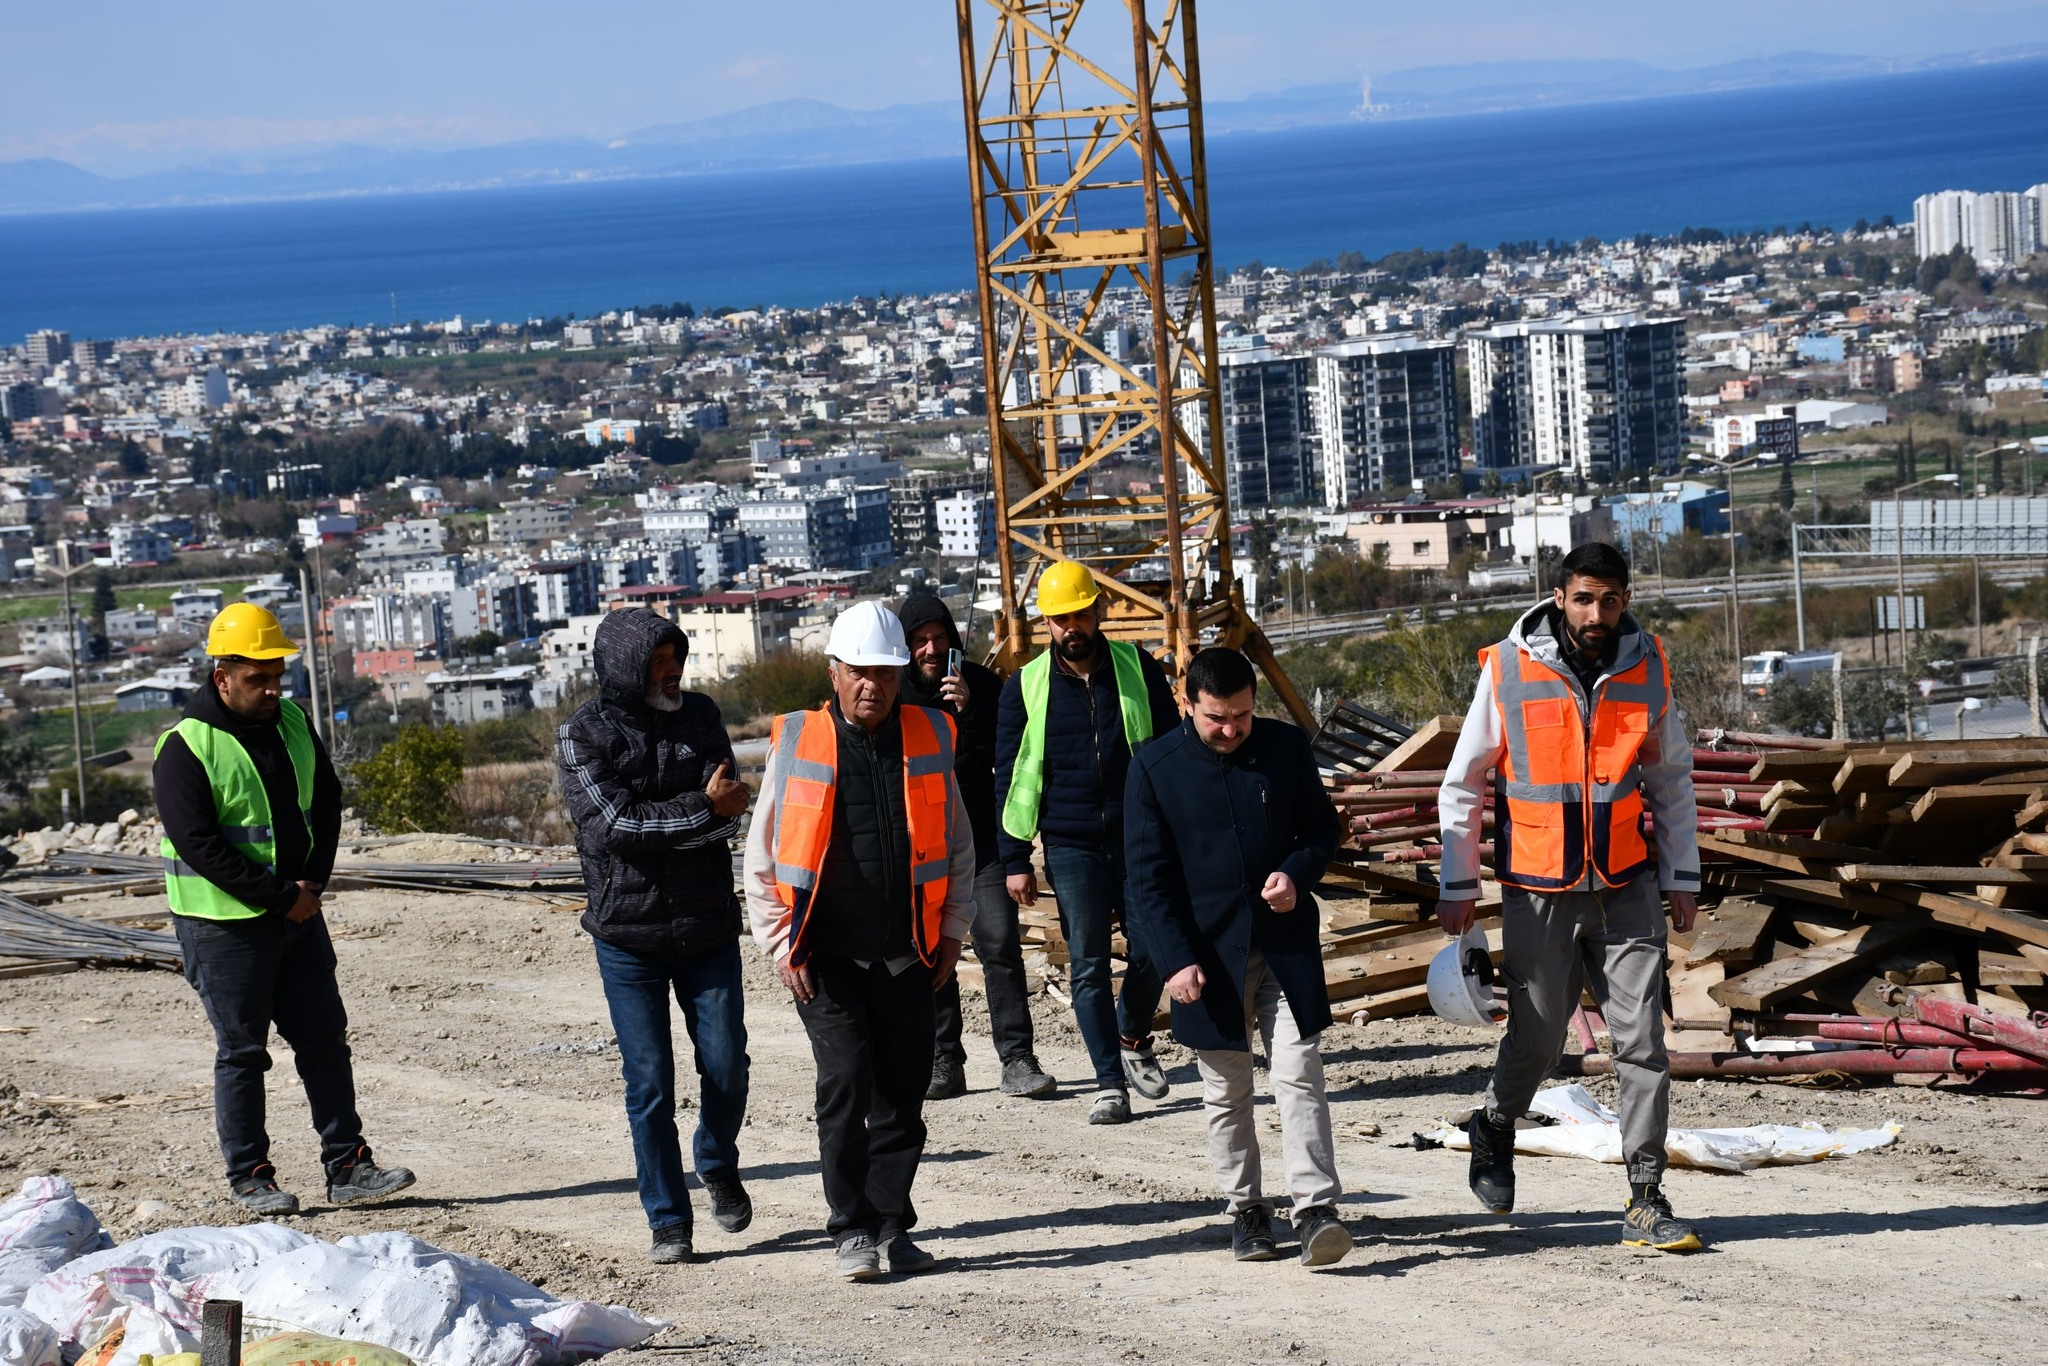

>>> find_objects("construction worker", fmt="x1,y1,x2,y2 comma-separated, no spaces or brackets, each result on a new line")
1436,541,1704,1252
896,592,1056,1102
1125,648,1350,1267
744,601,976,1281
153,603,414,1215
992,561,1180,1125
557,607,753,1266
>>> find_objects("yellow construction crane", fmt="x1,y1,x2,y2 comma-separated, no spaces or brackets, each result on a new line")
954,0,1316,728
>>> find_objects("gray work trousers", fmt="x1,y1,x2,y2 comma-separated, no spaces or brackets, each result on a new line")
1483,875,1671,1185
1194,950,1342,1215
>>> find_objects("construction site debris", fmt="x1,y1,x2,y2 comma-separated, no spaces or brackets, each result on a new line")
1426,1083,1902,1171
0,896,181,976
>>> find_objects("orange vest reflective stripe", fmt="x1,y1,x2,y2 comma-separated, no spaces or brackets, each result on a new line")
1483,632,1670,893
767,703,957,968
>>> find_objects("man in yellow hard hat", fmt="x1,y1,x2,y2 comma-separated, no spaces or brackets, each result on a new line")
153,602,415,1215
992,562,1180,1125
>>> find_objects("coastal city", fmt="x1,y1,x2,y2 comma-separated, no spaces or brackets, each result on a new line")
0,187,2043,756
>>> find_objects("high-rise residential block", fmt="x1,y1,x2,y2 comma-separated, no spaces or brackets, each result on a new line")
1914,186,2047,265
1312,336,1460,510
1466,315,1684,478
1200,348,1320,510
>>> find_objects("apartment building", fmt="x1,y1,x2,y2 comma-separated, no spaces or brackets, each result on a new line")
1313,336,1460,510
1467,314,1684,477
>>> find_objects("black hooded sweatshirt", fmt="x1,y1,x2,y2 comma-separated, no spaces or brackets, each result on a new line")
153,679,345,915
557,607,743,959
895,593,1002,869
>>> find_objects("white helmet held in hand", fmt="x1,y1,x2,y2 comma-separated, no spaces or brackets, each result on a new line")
827,600,911,667
1428,926,1503,1028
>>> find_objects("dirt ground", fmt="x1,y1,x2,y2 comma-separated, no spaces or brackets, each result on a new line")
5,887,2047,1365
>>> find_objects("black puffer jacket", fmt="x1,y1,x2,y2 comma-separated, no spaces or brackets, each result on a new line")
558,608,742,959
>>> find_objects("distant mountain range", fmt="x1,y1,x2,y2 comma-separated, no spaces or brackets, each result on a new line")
3,43,2043,216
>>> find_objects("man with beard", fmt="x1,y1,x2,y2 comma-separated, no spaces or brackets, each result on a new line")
1125,648,1350,1267
896,593,1056,1102
993,562,1180,1125
559,607,754,1265
1436,541,1705,1252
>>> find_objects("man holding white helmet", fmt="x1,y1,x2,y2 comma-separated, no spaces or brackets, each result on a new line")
744,600,977,1281
1436,542,1703,1253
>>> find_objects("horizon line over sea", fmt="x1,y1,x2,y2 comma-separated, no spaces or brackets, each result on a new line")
4,57,2048,343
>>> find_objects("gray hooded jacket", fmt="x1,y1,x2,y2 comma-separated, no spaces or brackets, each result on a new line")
557,607,743,957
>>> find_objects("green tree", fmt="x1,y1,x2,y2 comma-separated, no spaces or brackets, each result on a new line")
348,724,463,833
90,571,117,626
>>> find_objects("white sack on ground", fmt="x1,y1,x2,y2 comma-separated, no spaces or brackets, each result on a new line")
1428,1082,1902,1173
0,1176,112,1306
24,1222,662,1366
0,1304,62,1366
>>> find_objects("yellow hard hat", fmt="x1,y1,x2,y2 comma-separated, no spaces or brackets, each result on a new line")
205,602,300,660
1037,560,1102,618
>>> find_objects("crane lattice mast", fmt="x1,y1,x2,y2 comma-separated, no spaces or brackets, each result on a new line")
955,0,1313,726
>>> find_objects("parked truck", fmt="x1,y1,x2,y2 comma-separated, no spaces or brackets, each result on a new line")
1740,649,1840,697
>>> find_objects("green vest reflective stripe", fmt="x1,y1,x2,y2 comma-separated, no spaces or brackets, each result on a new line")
155,698,317,920
1000,639,1153,842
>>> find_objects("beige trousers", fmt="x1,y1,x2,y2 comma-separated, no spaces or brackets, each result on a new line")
1194,949,1341,1215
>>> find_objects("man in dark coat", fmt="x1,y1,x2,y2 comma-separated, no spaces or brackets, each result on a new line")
1124,647,1350,1268
896,593,1055,1101
558,607,753,1265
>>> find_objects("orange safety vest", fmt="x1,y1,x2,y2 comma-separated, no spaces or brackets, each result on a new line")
767,703,958,968
1482,632,1670,893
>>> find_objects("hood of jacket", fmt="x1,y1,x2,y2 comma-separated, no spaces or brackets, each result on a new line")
591,607,688,711
1507,599,1651,679
895,592,963,654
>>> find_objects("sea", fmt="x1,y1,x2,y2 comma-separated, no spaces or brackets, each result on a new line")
5,58,2048,342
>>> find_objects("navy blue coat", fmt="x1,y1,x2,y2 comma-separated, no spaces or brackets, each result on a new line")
992,642,1180,876
1124,716,1341,1052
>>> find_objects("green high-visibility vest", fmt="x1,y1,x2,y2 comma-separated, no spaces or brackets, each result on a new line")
1000,638,1154,842
155,699,317,921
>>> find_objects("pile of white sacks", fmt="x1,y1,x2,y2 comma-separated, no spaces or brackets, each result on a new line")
2,810,163,864
0,1177,661,1366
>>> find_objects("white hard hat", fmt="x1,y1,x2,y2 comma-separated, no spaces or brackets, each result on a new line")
1427,926,1503,1029
827,600,911,667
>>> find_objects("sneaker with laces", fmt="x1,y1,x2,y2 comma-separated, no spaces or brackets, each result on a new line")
1293,1204,1353,1268
1230,1206,1280,1261
229,1165,299,1216
1119,1035,1170,1100
650,1225,694,1264
999,1054,1057,1098
926,1056,967,1100
836,1230,882,1281
1087,1088,1131,1124
882,1234,936,1274
1466,1109,1516,1214
1621,1183,1703,1253
704,1177,753,1233
326,1146,416,1206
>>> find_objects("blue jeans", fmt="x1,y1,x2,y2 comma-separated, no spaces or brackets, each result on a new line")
1043,844,1164,1092
592,935,750,1234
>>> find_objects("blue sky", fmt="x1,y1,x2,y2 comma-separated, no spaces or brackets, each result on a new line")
11,0,2048,172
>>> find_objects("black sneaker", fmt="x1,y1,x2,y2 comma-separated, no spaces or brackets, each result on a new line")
1293,1204,1354,1268
650,1225,694,1264
704,1177,753,1234
1466,1110,1516,1215
836,1230,881,1281
927,1057,967,1101
999,1054,1056,1098
230,1165,300,1216
1621,1184,1703,1253
326,1146,417,1206
1231,1206,1281,1262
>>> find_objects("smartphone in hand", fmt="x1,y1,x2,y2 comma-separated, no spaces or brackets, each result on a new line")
947,647,963,678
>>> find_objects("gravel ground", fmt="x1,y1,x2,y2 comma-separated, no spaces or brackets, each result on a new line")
4,887,2046,1365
